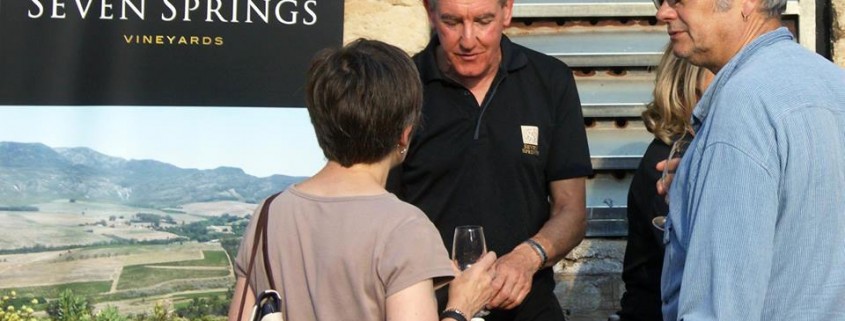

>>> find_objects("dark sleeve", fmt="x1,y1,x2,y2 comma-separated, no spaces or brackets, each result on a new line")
386,165,405,199
547,66,593,181
618,139,671,320
628,139,671,250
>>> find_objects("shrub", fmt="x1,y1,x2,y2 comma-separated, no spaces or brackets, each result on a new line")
0,290,39,321
46,289,92,321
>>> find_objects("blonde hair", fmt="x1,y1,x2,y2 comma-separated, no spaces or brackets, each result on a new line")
642,46,706,145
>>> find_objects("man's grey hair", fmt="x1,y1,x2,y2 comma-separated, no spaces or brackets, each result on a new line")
715,0,786,17
425,0,508,11
759,0,787,17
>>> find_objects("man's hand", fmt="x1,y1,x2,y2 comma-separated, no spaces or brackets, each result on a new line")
486,243,540,310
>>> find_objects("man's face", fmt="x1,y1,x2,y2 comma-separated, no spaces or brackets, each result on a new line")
656,0,741,69
428,0,513,84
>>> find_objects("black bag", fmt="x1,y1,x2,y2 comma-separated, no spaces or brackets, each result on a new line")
250,290,284,321
237,192,285,321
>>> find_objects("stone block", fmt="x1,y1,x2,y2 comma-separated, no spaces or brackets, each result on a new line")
554,239,626,321
834,0,845,66
343,0,431,54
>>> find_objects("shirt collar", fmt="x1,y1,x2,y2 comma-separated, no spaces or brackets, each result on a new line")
692,27,794,130
417,34,529,85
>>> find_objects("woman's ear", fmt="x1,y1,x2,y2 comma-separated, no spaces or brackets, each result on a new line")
399,125,414,148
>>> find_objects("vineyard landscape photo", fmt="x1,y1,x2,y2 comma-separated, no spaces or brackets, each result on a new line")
0,137,306,321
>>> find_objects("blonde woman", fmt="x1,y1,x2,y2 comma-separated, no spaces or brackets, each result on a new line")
615,46,712,321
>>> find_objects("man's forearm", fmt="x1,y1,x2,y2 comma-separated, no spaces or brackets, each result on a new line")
532,205,586,267
530,178,587,267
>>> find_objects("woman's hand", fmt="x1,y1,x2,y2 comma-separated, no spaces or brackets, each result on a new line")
656,158,680,197
445,251,499,317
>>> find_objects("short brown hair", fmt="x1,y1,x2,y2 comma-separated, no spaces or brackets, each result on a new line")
305,39,422,167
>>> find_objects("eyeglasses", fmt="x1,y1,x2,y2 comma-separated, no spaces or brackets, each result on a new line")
653,0,678,9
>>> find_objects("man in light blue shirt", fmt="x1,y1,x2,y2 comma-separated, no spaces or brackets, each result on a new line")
654,0,845,319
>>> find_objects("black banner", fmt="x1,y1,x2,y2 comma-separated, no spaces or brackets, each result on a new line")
0,0,343,106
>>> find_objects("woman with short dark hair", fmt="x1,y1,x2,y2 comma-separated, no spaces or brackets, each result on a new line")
228,39,495,321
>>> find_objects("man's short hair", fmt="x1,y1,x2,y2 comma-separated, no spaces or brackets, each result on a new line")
305,39,422,167
426,0,508,11
758,0,787,17
716,0,785,16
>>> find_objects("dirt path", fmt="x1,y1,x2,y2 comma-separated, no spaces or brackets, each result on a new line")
95,287,231,315
109,266,123,293
143,265,227,270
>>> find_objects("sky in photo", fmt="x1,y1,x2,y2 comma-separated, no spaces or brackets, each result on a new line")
0,106,325,177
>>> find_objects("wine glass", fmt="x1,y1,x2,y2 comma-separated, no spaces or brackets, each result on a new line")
452,225,490,318
653,132,692,231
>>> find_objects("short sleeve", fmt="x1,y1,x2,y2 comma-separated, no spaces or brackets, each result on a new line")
547,68,593,181
234,200,265,278
378,215,455,297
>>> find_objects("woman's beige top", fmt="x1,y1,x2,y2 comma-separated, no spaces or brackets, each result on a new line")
235,186,454,321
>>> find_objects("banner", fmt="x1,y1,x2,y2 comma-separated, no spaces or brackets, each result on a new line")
0,0,343,106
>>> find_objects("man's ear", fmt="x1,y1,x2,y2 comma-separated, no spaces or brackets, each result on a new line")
502,0,515,27
423,0,436,25
741,0,757,19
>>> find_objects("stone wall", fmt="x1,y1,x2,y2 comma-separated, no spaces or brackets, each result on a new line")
556,240,626,321
834,0,845,66
343,0,431,54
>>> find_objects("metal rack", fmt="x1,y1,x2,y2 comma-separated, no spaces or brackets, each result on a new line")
507,0,817,237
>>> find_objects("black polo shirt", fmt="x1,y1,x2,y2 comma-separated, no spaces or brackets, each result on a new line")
388,35,592,265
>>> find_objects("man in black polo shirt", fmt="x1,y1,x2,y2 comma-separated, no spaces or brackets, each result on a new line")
387,0,592,320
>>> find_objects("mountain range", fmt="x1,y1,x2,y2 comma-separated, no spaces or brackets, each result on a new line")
0,142,304,208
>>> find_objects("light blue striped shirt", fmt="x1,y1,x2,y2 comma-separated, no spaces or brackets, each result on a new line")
662,27,845,321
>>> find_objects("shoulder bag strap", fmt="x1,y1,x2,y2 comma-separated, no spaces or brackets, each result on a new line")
261,191,285,316
236,191,283,321
262,205,277,287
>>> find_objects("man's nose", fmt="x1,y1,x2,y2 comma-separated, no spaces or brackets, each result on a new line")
459,23,477,49
656,1,676,23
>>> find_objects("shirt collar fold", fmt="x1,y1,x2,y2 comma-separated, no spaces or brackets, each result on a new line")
692,27,794,131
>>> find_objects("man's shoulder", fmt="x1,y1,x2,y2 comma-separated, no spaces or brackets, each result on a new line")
510,40,572,72
741,40,843,84
411,41,442,81
505,41,574,91
411,48,428,67
726,44,845,115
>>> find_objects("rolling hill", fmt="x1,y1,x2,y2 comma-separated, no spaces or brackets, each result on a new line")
0,142,303,208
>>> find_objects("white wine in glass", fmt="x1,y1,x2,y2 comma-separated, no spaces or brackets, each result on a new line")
452,225,490,318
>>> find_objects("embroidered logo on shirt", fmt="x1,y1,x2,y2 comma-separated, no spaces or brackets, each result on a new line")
521,125,539,156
